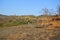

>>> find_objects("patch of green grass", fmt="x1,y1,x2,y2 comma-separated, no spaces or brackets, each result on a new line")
0,23,3,27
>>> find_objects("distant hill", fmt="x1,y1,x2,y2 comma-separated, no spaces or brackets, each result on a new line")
0,14,7,16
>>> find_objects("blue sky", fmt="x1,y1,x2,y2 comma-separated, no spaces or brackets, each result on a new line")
0,0,60,16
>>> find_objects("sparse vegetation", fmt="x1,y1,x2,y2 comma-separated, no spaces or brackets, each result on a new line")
0,6,60,40
0,23,3,27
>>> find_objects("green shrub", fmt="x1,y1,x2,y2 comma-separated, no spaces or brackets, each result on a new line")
35,26,44,28
0,23,3,27
18,21,27,24
9,20,12,22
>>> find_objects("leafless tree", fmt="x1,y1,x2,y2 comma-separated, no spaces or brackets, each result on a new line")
57,5,60,15
42,8,49,16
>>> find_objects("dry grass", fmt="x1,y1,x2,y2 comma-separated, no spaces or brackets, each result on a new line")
0,15,60,40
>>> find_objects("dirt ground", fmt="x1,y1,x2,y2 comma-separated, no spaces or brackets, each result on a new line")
0,16,60,40
0,24,60,40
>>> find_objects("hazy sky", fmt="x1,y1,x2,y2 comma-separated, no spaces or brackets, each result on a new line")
0,0,60,16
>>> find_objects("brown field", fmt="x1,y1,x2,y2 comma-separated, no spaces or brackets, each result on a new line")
0,15,60,40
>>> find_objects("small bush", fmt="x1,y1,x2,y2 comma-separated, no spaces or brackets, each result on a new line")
35,26,44,28
9,20,12,22
0,23,3,27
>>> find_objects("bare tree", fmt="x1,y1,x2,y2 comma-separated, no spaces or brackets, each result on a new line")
57,5,60,15
42,8,49,16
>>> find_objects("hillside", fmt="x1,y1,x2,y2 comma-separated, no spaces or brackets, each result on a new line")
0,15,60,40
36,15,60,29
0,15,60,28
